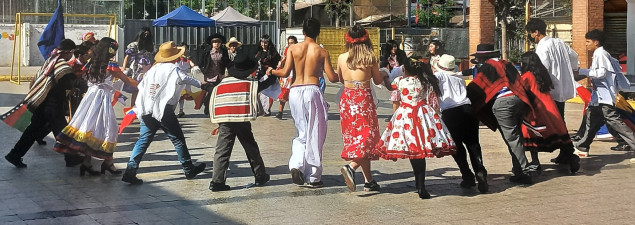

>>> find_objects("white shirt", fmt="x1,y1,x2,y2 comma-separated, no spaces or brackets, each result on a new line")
580,47,618,106
535,36,579,102
434,70,471,111
135,63,201,120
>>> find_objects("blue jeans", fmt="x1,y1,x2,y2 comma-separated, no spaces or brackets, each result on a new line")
126,105,192,174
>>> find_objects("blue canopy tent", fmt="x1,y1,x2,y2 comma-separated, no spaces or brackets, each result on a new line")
153,5,215,27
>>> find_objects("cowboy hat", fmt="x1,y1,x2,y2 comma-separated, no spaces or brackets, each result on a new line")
433,54,456,72
225,37,242,48
154,41,186,63
228,53,258,80
470,44,501,58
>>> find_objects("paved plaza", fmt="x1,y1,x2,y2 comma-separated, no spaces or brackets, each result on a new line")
0,80,634,225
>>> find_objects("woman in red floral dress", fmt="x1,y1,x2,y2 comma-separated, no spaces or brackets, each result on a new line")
337,25,386,192
377,60,456,199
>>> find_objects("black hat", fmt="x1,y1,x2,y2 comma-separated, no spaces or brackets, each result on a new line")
228,54,258,79
470,44,500,58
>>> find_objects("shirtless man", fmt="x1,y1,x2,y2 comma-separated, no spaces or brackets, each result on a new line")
267,18,339,187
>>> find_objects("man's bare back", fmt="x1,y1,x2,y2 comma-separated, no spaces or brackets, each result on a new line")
269,38,338,85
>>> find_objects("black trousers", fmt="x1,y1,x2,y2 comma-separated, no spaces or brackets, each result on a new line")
441,104,486,181
7,105,75,161
555,101,566,121
212,122,267,184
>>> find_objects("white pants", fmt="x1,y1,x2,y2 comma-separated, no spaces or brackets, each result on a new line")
288,85,328,183
259,93,272,114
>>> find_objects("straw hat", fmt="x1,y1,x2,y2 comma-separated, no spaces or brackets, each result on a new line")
434,54,456,72
154,41,185,63
226,37,242,48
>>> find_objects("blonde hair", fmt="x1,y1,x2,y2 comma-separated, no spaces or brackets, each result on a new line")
345,25,378,70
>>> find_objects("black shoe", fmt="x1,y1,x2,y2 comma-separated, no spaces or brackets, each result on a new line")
255,174,270,186
307,181,324,188
363,180,380,191
340,165,356,192
475,171,489,193
509,174,533,184
569,155,580,174
36,139,47,145
290,168,305,185
177,111,185,118
122,172,143,185
571,135,581,142
5,155,27,168
101,163,122,175
79,164,102,177
459,179,476,188
418,189,431,199
263,112,271,117
384,117,392,122
209,182,231,192
275,112,283,120
184,163,206,180
611,144,631,151
550,156,569,165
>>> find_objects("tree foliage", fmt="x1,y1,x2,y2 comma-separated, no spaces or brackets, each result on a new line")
325,0,352,28
414,0,455,28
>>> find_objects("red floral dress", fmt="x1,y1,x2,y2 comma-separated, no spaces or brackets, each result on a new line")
339,87,381,160
378,76,456,159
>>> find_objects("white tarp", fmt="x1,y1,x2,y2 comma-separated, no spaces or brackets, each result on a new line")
211,7,261,27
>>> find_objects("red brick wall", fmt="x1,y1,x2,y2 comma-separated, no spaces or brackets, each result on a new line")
572,0,604,68
469,0,495,60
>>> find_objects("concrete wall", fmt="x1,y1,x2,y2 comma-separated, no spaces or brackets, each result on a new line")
0,23,124,67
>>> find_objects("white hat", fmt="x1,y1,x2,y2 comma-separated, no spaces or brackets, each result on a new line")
225,37,242,48
434,54,456,72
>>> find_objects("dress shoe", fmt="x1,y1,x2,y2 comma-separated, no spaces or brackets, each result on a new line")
101,163,122,175
254,174,270,186
5,155,27,168
290,168,305,185
275,112,283,120
184,163,206,179
177,111,185,118
65,154,83,167
340,165,356,192
459,179,476,188
509,174,533,184
475,171,489,193
418,189,431,199
307,181,324,188
79,164,101,177
209,182,231,192
610,144,631,151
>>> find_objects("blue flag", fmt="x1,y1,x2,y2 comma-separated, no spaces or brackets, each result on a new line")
37,0,65,59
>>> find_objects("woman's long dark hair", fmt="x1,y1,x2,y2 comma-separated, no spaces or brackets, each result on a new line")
403,59,441,96
87,37,117,84
428,40,446,56
258,35,277,54
521,51,553,93
135,27,154,52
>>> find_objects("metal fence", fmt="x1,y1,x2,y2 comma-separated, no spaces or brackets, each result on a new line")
1,0,123,24
378,27,469,59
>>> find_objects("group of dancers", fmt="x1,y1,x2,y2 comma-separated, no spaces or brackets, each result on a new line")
4,17,634,200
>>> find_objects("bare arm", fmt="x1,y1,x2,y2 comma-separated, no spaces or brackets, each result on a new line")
122,55,130,70
336,54,344,84
269,48,294,77
371,64,383,85
111,70,138,87
323,51,339,83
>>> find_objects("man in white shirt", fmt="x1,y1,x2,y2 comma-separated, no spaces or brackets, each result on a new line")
526,18,579,119
575,30,635,157
433,54,488,193
122,41,207,184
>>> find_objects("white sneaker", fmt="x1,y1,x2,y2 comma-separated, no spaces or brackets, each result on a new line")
630,158,635,164
574,149,589,157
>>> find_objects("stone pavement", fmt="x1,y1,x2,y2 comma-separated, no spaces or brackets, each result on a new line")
0,80,634,225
